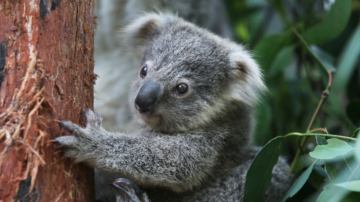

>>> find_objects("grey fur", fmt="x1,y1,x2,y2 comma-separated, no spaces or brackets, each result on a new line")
56,14,291,201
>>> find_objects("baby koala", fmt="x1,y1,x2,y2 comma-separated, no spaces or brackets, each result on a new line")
54,13,291,201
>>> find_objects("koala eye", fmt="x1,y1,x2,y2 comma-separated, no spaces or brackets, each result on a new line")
176,83,188,95
140,64,147,78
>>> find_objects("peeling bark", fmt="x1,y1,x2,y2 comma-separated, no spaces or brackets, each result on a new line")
0,0,95,201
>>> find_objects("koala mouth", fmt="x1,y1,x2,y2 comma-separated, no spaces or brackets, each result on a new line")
139,112,161,126
140,112,160,119
133,101,159,119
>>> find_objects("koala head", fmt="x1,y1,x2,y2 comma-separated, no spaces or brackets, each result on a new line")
123,13,266,133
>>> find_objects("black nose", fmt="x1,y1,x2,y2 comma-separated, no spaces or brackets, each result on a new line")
135,80,161,115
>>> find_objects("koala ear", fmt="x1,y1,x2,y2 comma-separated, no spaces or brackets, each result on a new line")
122,13,168,53
228,47,267,105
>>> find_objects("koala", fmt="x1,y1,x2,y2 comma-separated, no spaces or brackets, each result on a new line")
54,13,291,201
94,2,234,199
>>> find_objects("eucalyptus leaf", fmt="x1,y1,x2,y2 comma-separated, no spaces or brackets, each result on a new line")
253,34,289,71
309,139,353,160
355,130,360,162
335,180,360,192
303,0,352,45
325,95,357,132
254,100,273,146
333,24,360,94
243,136,284,202
269,46,294,77
281,160,318,202
324,162,338,181
317,185,349,202
316,135,328,146
314,164,328,178
319,159,360,201
310,46,336,72
325,160,354,182
353,128,360,138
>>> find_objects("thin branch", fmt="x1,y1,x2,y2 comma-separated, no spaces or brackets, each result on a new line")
293,28,332,87
309,128,329,134
307,90,330,132
289,28,333,173
285,132,357,141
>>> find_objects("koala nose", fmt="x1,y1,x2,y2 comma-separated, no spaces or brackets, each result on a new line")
134,80,161,115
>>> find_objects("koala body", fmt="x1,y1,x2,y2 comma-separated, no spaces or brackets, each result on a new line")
56,14,291,201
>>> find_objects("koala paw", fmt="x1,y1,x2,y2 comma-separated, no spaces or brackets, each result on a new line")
110,178,149,202
51,109,103,161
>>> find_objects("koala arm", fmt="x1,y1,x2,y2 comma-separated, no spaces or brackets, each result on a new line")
53,110,224,192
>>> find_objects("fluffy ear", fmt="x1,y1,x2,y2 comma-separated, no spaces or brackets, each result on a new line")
122,13,169,54
228,46,267,105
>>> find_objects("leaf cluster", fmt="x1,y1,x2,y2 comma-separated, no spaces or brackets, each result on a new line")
224,0,360,201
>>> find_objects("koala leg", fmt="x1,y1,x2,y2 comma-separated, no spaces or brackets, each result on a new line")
110,178,149,202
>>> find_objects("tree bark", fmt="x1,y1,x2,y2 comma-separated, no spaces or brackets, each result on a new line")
0,0,95,201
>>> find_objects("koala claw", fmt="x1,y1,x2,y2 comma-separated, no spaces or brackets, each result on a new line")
51,136,79,147
51,109,102,159
110,178,149,202
58,120,85,137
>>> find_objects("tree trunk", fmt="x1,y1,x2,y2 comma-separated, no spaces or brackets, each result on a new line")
0,0,95,201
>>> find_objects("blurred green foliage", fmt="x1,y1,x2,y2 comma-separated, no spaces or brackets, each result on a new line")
224,0,360,201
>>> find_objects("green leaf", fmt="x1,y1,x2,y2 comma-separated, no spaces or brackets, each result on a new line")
317,185,350,202
310,46,336,72
325,159,354,182
235,21,250,42
268,0,289,26
335,180,360,192
355,130,360,162
325,95,357,132
316,135,328,145
325,162,339,181
314,164,328,178
309,139,353,159
269,46,294,77
303,0,352,44
243,136,284,202
353,128,360,138
254,100,273,146
333,24,360,94
281,160,318,202
319,158,360,201
253,34,289,71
